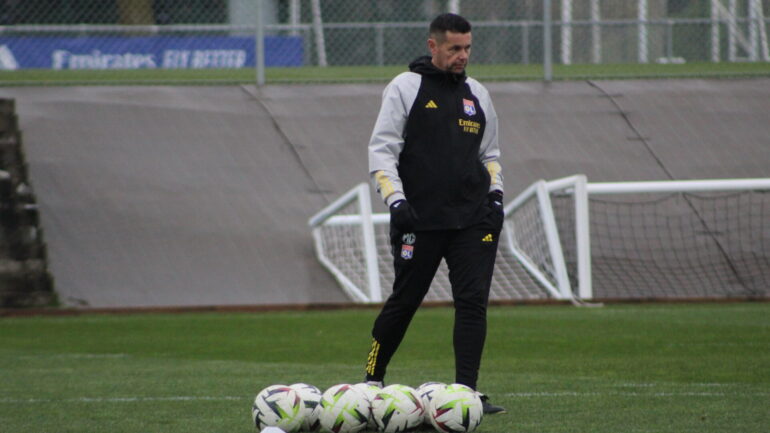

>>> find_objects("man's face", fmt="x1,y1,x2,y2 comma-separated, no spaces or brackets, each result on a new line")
429,31,472,74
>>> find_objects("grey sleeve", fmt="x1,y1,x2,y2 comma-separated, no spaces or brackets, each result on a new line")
367,72,421,206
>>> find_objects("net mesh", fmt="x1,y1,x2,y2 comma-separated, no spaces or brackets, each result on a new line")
315,185,770,303
374,221,549,302
552,190,770,299
509,193,558,288
315,202,548,303
316,200,369,296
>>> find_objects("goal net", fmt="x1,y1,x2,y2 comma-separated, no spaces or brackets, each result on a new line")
510,175,770,301
309,176,770,303
308,184,547,303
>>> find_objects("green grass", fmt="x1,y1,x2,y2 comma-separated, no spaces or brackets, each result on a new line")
1,62,769,86
1,303,769,432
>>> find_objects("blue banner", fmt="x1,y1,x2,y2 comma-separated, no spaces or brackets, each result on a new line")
0,35,303,70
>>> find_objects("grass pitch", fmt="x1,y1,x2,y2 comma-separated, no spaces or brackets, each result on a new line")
1,303,768,432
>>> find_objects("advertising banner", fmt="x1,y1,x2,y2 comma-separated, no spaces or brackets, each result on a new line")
0,35,303,70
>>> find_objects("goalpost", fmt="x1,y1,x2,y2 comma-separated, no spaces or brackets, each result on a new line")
309,176,770,303
509,175,770,301
308,184,551,304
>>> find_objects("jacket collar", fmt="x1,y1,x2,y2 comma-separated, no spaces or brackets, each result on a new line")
408,55,467,84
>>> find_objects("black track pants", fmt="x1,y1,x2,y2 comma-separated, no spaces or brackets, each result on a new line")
364,212,502,390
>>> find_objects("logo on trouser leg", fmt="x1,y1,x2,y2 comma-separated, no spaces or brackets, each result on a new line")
400,233,415,259
401,233,415,245
366,339,380,375
482,233,494,242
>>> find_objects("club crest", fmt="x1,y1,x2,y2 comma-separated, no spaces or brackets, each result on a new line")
463,98,476,116
400,244,414,260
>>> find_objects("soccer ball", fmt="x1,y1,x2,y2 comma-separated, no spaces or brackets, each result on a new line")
416,382,446,424
371,384,425,433
352,382,381,431
291,383,323,432
318,384,369,433
427,384,483,433
252,384,306,433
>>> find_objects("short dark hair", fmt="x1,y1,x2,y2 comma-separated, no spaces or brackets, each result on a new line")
429,13,471,40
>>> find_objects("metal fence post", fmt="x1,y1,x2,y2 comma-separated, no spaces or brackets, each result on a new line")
638,0,649,63
449,0,460,15
561,0,572,65
311,0,328,67
544,0,553,81
256,0,265,86
591,0,602,63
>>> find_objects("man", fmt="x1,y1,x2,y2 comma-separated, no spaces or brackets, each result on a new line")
364,13,505,414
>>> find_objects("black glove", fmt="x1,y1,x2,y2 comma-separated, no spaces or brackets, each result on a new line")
487,190,504,217
389,199,419,232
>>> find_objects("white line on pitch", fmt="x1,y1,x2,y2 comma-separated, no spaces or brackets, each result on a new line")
610,382,735,388
0,396,245,404
16,353,129,359
505,391,769,398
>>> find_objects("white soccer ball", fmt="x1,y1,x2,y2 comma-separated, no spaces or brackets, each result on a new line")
252,384,306,433
416,382,447,424
371,384,425,433
291,383,323,432
318,384,369,433
352,383,381,431
427,384,483,433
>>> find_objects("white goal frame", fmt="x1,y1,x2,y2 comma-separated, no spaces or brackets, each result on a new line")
309,176,770,303
308,183,382,302
508,174,770,301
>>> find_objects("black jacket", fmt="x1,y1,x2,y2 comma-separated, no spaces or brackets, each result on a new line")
368,56,503,230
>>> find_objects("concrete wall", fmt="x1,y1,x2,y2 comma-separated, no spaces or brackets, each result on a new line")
2,78,769,307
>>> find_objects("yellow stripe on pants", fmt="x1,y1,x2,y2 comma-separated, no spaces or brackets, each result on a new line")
365,339,380,375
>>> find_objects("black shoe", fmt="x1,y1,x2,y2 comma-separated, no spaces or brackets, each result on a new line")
364,380,384,388
478,393,506,414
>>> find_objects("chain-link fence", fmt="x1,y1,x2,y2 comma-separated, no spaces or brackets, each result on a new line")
0,0,768,85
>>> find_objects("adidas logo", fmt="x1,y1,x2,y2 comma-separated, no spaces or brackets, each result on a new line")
482,234,494,242
425,100,438,109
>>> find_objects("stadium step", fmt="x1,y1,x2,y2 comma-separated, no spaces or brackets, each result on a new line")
0,98,55,308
